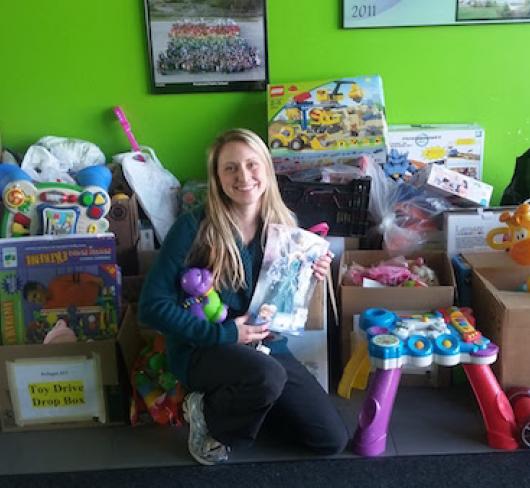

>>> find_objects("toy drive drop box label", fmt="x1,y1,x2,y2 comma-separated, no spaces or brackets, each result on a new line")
267,76,389,174
247,224,329,335
0,234,121,345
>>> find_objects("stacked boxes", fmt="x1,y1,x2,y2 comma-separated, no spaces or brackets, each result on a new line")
388,124,485,179
267,76,389,175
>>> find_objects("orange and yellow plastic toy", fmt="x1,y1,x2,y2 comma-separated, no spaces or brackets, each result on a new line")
486,202,530,265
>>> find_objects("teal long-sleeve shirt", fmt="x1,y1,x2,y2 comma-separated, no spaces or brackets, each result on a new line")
138,209,274,386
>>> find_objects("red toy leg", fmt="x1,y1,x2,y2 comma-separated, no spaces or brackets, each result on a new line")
463,364,519,450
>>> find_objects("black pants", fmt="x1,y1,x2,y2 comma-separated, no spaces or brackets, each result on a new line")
187,344,349,455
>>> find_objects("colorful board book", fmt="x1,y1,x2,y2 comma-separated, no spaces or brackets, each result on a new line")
0,233,121,345
267,76,389,175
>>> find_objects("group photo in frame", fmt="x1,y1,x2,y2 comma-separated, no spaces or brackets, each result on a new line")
143,0,268,94
342,0,530,29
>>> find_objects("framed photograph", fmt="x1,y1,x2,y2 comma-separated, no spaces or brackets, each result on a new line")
342,0,530,29
143,0,268,94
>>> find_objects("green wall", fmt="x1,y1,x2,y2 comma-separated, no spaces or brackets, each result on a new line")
2,1,530,203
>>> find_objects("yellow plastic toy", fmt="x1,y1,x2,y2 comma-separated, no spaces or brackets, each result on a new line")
486,203,530,265
337,330,371,398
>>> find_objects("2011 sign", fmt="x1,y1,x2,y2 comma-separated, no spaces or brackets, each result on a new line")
342,0,530,29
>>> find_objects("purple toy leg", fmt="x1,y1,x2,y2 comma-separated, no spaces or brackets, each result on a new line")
352,368,402,456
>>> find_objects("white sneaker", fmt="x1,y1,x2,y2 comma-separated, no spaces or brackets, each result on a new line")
182,392,230,465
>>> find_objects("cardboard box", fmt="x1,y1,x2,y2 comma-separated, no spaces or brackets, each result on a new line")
267,77,389,174
444,207,516,257
414,164,493,207
108,193,139,276
0,305,137,431
388,124,484,179
338,250,456,368
470,266,530,388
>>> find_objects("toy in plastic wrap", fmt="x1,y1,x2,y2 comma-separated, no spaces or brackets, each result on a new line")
364,157,450,255
130,334,184,426
0,164,111,238
180,180,207,214
246,224,329,335
112,106,180,244
486,203,530,265
267,77,389,174
181,268,227,323
347,306,518,456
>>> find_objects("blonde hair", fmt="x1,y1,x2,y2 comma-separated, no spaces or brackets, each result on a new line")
186,128,296,290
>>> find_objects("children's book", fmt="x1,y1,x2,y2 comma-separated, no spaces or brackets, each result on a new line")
247,224,329,335
0,233,121,345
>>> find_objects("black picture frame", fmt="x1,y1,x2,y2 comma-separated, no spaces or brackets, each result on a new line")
143,0,268,94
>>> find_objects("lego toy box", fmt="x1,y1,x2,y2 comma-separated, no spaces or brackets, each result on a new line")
267,76,389,175
388,124,485,180
0,233,121,346
338,250,456,369
413,164,493,207
467,264,530,389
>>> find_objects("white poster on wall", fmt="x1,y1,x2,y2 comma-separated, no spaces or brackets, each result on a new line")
6,355,106,426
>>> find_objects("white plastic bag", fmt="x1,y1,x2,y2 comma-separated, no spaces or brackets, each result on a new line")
21,136,106,183
114,146,180,244
365,158,451,255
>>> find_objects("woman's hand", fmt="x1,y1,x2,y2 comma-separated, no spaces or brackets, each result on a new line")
234,314,270,344
312,250,333,281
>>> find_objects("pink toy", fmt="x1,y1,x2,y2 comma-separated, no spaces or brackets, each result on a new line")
43,319,77,344
507,386,530,448
352,307,518,456
113,106,145,161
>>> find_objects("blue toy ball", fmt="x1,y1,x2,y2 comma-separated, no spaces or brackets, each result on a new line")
0,164,32,194
75,165,112,191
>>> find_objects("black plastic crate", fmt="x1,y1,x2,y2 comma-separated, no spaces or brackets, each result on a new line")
277,175,371,237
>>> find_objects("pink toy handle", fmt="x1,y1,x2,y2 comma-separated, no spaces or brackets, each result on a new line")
113,106,142,154
308,222,329,237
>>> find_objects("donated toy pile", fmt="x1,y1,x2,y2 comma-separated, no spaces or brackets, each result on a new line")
1,74,530,446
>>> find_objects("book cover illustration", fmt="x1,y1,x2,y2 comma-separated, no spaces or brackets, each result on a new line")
247,224,329,335
0,233,121,345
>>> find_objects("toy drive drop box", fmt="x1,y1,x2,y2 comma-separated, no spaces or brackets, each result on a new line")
0,233,121,345
267,76,389,174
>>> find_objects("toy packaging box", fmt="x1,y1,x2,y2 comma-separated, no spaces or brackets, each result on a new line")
413,164,493,207
388,124,485,180
0,233,121,345
267,76,389,175
444,207,516,257
247,224,329,335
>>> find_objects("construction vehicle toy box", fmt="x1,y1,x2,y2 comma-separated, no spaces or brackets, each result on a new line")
267,76,389,175
388,124,484,180
0,234,121,345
